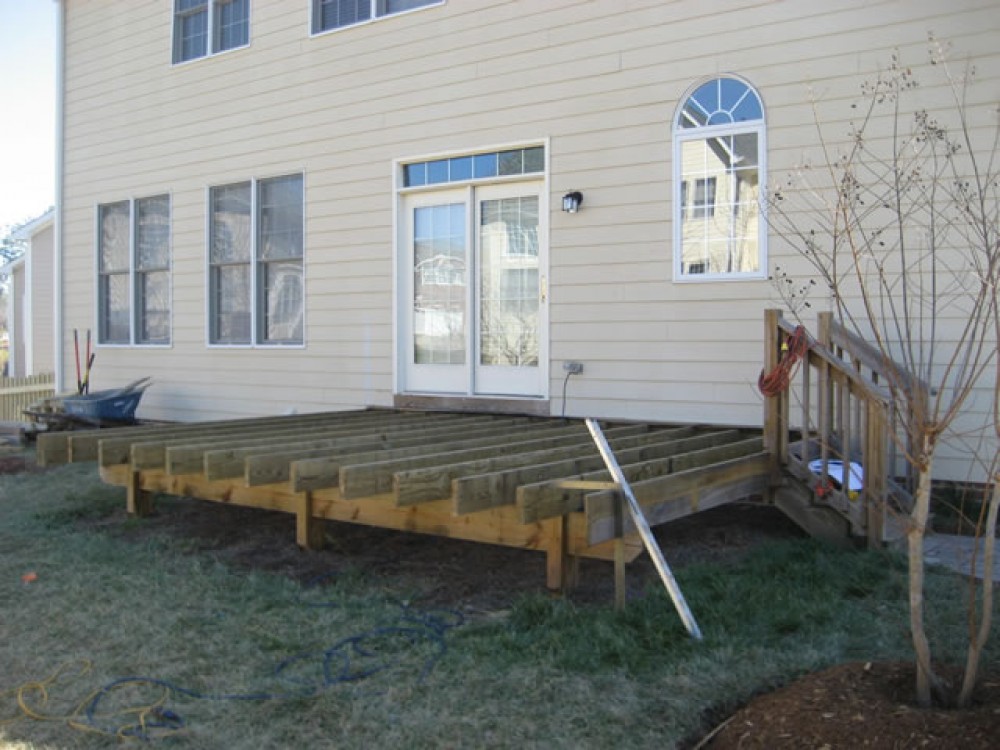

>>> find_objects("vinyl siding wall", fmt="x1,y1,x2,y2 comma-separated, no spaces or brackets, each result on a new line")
29,224,55,375
60,0,999,480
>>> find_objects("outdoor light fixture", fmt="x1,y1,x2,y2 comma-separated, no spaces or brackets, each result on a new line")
562,191,583,213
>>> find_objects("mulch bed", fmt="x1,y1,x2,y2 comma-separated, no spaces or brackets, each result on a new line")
701,661,1000,749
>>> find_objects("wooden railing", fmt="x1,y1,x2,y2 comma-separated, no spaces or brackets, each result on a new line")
763,310,916,545
0,373,56,422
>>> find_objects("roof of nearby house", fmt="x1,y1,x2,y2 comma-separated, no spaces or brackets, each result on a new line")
10,208,54,241
1,256,26,276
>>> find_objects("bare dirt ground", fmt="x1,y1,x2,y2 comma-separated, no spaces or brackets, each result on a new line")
4,445,999,748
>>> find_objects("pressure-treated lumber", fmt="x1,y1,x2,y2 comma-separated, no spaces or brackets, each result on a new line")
183,415,530,478
117,412,485,471
245,421,586,486
294,423,653,494
384,427,701,505
208,418,545,483
296,492,326,550
97,463,642,565
292,425,638,494
462,429,742,517
516,434,760,523
586,452,770,545
56,409,381,465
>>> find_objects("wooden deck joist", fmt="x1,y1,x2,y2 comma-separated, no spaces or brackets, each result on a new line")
44,409,769,592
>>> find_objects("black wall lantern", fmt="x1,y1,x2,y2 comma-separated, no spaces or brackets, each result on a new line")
562,191,583,213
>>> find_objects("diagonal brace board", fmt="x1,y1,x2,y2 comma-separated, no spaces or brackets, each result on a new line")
585,418,703,641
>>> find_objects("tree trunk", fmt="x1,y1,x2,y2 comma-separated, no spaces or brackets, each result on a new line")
959,476,1000,707
908,443,936,707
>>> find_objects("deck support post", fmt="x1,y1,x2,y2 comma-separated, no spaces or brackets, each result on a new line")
613,492,626,610
296,491,326,550
126,468,152,517
545,515,578,592
613,538,627,611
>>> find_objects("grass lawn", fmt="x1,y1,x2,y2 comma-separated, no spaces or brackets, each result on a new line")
1,459,994,749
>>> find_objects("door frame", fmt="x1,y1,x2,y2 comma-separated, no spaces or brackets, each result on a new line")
393,141,550,402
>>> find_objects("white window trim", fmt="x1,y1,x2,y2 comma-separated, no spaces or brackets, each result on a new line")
172,0,251,66
672,77,768,283
205,173,307,350
310,0,444,37
94,195,174,349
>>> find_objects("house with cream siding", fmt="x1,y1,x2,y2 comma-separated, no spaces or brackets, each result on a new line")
4,209,55,378
54,0,998,481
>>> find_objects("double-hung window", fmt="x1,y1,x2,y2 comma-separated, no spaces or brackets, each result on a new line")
97,195,171,345
673,76,766,280
208,174,304,346
312,0,441,34
173,0,249,64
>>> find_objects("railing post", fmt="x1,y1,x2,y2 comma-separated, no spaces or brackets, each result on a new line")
865,401,887,547
763,309,784,497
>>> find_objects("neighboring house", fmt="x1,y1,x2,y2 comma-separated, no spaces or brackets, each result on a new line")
54,1,998,480
3,209,55,378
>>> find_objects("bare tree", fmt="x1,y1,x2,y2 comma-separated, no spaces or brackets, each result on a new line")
768,38,999,708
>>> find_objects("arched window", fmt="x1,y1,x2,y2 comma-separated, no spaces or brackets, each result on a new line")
673,76,766,280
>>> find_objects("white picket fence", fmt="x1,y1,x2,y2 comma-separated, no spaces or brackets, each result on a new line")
0,373,56,422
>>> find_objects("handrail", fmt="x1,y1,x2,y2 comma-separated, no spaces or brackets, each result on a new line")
822,313,928,400
763,310,914,546
773,316,890,406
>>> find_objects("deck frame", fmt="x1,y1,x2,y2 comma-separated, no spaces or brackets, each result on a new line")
45,410,768,593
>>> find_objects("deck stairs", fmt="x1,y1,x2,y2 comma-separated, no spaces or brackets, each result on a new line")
762,309,917,548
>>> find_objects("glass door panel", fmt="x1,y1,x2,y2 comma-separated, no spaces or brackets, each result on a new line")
404,190,470,394
475,185,544,396
414,202,467,365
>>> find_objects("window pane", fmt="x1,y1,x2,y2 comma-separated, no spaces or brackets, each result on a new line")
693,177,716,218
405,162,427,187
318,0,371,31
523,146,544,173
378,0,438,15
258,175,303,261
449,156,472,181
473,153,497,179
479,196,539,366
138,271,171,344
679,77,763,129
99,202,130,273
426,159,449,185
212,264,251,343
498,149,523,176
215,0,249,52
135,195,170,270
100,273,130,343
176,5,208,62
678,135,761,275
413,203,466,365
404,148,544,188
261,260,303,343
210,183,251,263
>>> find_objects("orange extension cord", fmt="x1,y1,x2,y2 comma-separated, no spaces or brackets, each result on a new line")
758,325,811,397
